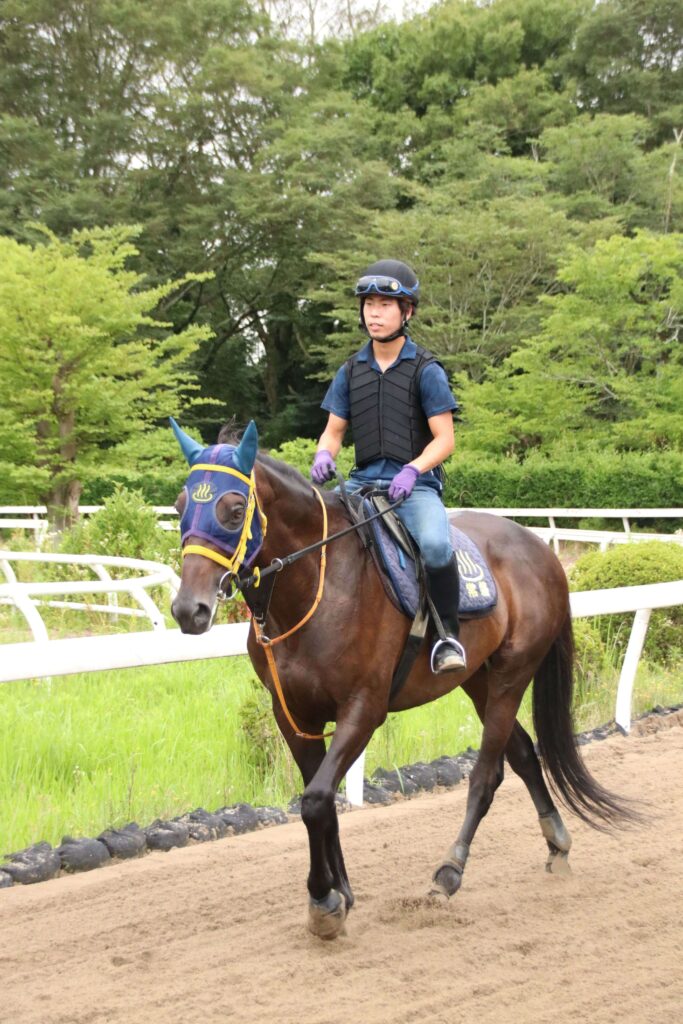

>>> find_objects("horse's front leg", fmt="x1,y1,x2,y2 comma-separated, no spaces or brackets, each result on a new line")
293,705,381,941
271,697,376,938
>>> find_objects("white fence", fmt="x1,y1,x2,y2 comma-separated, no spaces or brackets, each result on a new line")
1,509,682,807
1,577,681,806
0,505,179,546
0,551,179,641
3,505,682,551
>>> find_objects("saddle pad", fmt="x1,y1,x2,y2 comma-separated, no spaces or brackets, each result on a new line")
365,508,497,620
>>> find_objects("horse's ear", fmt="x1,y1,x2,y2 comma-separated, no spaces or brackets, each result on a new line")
233,420,259,474
169,417,204,466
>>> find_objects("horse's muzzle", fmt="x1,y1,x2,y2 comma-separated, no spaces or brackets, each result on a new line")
171,594,213,634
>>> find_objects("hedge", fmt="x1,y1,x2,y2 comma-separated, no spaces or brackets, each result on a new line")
442,450,683,513
569,542,683,667
8,444,682,518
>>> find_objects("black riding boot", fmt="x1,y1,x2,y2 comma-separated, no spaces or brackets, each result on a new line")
425,556,467,674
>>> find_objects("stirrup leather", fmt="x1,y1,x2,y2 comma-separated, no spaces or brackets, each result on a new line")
430,636,467,673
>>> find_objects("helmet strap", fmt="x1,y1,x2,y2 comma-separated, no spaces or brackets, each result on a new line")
359,299,410,343
372,320,410,343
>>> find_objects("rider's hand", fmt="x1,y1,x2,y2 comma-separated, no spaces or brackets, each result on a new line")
310,449,337,485
388,464,419,501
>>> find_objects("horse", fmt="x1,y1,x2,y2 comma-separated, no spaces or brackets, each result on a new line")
170,418,634,940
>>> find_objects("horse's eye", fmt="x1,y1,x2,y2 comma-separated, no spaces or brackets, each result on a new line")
217,496,246,530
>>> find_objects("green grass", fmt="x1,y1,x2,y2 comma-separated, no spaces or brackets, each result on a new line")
1,651,682,856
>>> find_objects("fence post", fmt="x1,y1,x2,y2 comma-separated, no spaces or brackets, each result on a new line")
615,607,653,734
345,753,365,806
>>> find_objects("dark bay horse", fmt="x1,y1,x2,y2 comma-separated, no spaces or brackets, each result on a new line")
170,420,632,940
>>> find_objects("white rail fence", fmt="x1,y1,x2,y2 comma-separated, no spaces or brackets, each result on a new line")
1,509,681,806
0,551,179,641
3,505,682,552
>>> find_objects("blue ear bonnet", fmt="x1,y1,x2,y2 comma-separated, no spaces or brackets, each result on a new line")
180,445,264,566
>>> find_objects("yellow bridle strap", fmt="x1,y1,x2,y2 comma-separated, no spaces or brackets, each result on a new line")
182,544,239,570
253,488,333,741
190,464,252,486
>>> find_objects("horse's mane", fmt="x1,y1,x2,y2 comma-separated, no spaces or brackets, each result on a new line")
216,422,313,500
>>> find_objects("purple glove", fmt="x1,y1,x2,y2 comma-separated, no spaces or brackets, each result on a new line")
388,464,419,501
311,449,336,484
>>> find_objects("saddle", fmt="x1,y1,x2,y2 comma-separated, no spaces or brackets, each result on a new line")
338,487,497,700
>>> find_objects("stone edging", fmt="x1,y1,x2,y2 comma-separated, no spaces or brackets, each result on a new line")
2,703,681,890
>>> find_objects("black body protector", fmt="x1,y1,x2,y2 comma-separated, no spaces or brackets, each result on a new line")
347,344,441,471
346,338,466,674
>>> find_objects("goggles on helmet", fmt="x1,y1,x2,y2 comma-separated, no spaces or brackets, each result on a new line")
354,275,418,301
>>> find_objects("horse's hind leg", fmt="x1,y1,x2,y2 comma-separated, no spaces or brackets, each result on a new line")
505,722,572,875
431,683,523,899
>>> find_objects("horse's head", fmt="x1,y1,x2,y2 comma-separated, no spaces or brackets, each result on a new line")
169,418,266,633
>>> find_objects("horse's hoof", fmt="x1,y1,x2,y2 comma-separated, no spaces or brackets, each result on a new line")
431,864,463,897
426,885,451,904
308,889,347,941
546,850,571,877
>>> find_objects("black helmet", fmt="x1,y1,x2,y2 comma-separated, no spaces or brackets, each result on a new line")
354,259,420,307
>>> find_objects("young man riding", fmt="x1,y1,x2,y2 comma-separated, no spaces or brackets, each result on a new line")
310,258,467,673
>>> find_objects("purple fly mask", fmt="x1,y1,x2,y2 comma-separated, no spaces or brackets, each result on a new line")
170,418,265,570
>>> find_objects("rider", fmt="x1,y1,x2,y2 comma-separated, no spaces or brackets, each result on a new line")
310,258,467,673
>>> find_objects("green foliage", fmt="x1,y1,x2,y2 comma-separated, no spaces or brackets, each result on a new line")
237,677,284,775
0,225,212,523
442,448,683,511
60,485,180,571
459,230,683,456
569,542,683,666
1,0,682,466
268,437,355,479
572,618,608,691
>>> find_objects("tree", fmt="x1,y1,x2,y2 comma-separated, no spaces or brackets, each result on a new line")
560,0,683,137
311,184,618,384
458,230,683,456
0,225,212,526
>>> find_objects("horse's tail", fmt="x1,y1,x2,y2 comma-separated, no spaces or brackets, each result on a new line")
532,612,639,830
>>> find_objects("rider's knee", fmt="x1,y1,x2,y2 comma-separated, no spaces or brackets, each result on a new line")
421,535,453,569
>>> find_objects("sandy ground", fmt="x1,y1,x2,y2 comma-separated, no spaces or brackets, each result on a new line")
2,713,682,1024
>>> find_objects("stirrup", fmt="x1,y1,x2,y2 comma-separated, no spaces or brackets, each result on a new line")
430,636,467,674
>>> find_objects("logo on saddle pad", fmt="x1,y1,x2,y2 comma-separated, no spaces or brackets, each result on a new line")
191,482,216,503
456,549,491,600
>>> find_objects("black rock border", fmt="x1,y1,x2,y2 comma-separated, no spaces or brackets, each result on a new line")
2,702,681,891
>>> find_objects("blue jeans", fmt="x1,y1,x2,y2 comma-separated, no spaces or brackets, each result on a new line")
347,474,453,569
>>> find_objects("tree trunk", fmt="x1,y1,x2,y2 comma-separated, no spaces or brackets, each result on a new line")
37,370,83,530
45,478,83,531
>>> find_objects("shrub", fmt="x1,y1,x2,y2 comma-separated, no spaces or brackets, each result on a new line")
80,470,186,506
268,437,355,480
442,449,683,515
238,675,285,774
569,541,683,666
60,485,181,572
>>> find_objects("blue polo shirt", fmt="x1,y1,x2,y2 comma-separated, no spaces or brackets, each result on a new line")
321,337,458,491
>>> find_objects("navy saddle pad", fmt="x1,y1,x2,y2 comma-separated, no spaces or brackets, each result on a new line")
365,506,497,620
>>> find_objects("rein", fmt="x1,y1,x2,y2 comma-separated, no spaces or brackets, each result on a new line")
219,476,405,742
252,488,332,741
218,486,403,599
